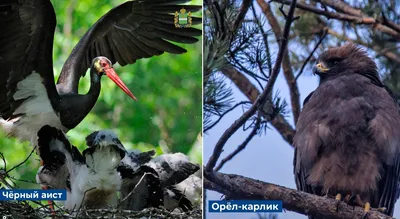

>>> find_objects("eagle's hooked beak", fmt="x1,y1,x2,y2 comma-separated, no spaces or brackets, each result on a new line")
313,62,329,75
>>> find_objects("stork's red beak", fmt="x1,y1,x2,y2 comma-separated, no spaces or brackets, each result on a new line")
104,68,137,101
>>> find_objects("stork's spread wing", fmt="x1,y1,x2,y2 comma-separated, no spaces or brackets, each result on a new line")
0,0,58,119
59,0,202,93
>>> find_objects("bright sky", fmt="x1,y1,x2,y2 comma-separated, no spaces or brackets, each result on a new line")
203,70,400,219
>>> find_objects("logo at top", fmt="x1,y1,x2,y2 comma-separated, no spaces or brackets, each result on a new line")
175,8,192,28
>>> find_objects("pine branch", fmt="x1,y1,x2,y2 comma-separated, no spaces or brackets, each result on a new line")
257,0,301,125
204,171,391,219
214,116,261,171
295,29,327,81
221,65,295,145
205,0,298,173
272,0,400,41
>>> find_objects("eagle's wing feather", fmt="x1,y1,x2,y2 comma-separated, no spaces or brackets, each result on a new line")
377,158,400,216
367,84,400,216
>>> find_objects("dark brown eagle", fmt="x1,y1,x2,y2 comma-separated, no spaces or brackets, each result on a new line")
294,43,400,218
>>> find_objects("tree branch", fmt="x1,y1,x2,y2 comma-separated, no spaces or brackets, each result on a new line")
317,0,361,16
204,101,252,133
319,0,400,39
257,0,301,125
380,13,400,33
251,2,273,76
295,28,327,81
326,28,400,64
205,0,298,173
6,147,36,174
272,0,400,41
214,116,261,171
233,0,252,32
204,171,391,219
270,0,400,65
204,177,233,197
221,65,295,145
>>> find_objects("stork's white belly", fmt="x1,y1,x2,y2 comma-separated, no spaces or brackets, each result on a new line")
66,165,121,210
0,72,67,145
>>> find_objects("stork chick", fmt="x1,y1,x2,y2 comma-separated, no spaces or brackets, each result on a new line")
118,164,164,211
69,130,126,210
118,150,200,212
146,153,200,212
146,153,200,188
37,127,84,189
86,131,164,210
37,125,125,210
165,170,202,211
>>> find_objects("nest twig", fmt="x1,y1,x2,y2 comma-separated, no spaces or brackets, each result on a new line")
0,148,202,219
0,201,202,219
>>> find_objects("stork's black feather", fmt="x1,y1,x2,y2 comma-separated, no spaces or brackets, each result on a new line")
0,0,201,139
119,165,164,211
58,0,202,93
71,145,85,165
166,186,193,212
0,0,59,120
36,125,72,189
128,150,156,165
38,125,73,157
85,131,99,147
155,158,200,188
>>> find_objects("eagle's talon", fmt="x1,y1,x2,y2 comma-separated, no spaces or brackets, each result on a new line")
362,202,370,219
362,211,369,219
335,193,342,212
376,207,387,213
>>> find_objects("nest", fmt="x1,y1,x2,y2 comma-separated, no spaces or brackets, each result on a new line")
0,201,202,219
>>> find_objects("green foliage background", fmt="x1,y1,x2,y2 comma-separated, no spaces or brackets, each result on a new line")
0,0,202,190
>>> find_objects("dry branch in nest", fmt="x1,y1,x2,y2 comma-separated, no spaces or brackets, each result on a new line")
0,201,202,219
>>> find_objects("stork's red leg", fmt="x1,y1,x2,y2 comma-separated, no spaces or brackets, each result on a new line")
40,160,55,214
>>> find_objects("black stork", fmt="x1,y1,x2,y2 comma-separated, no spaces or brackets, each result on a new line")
0,0,201,144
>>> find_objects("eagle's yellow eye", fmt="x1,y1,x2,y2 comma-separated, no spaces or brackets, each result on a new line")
316,63,329,72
